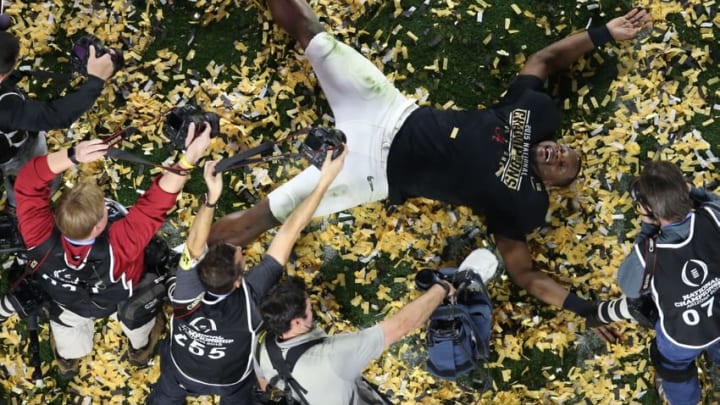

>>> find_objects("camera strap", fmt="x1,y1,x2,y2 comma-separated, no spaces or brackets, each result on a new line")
106,147,189,175
102,108,191,175
213,128,312,173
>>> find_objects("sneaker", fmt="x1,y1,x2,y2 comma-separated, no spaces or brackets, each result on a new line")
50,335,79,379
128,312,166,367
458,248,498,284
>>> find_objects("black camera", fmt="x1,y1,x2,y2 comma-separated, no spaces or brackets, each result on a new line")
300,127,346,169
70,35,124,75
164,105,221,151
415,269,485,294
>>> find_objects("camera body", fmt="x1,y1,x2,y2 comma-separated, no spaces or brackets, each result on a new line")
415,268,485,295
300,127,346,169
164,105,220,151
70,35,124,75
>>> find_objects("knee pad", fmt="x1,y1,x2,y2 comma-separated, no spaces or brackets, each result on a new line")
650,338,698,383
117,272,167,329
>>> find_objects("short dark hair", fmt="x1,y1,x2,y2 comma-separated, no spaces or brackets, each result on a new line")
635,161,692,223
0,32,19,74
198,243,244,295
259,276,308,336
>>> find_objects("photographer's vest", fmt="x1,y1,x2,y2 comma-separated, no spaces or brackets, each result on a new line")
26,228,131,319
0,90,31,164
170,280,259,386
645,206,720,349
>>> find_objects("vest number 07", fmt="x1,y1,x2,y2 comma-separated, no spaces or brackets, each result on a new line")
174,334,227,359
682,296,714,326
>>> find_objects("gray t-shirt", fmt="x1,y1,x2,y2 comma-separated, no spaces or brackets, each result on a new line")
255,325,385,405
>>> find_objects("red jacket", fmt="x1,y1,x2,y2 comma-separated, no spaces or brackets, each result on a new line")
15,156,179,285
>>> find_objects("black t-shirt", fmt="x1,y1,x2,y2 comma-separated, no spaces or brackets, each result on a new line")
387,75,561,240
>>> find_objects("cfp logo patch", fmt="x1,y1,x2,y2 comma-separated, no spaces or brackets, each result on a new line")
681,259,709,287
189,317,217,333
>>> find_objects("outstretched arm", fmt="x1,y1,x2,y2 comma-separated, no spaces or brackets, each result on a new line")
495,235,621,342
379,282,454,347
185,160,223,260
1,46,116,131
265,149,347,266
520,8,651,81
495,236,569,307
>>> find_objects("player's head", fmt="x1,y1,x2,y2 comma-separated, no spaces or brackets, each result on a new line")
529,141,581,187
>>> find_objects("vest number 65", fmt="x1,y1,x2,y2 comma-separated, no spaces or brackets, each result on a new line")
682,296,714,326
174,334,227,359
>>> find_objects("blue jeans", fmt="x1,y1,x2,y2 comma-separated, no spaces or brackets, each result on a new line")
655,326,720,405
146,340,256,405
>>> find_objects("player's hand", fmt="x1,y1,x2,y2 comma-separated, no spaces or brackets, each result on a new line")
607,8,652,41
590,324,622,343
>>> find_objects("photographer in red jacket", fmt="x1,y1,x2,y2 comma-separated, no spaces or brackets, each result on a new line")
0,122,210,378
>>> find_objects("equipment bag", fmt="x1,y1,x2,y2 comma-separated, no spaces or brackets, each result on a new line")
425,268,493,381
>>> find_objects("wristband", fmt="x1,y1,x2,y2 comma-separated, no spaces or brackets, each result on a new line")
203,193,218,208
67,146,79,165
435,280,451,298
177,155,195,170
562,292,595,316
588,25,614,48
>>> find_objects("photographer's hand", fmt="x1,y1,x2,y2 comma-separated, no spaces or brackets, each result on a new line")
183,122,212,166
317,147,347,189
203,160,223,205
86,45,115,81
157,122,211,194
47,139,108,174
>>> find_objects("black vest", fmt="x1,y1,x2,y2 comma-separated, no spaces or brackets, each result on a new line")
170,281,260,386
27,229,130,318
650,206,720,349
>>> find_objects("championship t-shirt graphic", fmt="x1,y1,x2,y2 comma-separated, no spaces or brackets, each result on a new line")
496,108,532,191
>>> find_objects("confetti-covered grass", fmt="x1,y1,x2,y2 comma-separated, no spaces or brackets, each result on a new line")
1,0,719,403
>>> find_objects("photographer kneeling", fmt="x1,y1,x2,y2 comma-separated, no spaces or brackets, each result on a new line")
0,122,211,378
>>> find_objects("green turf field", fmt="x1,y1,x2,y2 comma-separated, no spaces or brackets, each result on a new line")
1,0,719,403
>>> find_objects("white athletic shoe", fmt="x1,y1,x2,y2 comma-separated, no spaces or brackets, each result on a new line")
458,248,498,284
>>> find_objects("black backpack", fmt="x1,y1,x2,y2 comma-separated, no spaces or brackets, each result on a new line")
425,268,493,382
